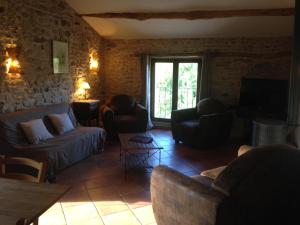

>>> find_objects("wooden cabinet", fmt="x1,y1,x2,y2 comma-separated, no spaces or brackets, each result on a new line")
72,100,100,126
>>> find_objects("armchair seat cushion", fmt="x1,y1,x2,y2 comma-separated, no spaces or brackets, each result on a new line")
175,119,199,137
113,115,143,133
180,119,199,129
114,115,138,124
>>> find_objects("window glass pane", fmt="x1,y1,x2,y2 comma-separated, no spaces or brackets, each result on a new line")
177,63,198,110
154,62,173,119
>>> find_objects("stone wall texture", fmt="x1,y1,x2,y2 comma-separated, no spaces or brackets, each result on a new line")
104,38,292,106
0,0,293,115
0,0,105,113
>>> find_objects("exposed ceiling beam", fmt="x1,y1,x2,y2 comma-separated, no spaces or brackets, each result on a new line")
80,8,294,20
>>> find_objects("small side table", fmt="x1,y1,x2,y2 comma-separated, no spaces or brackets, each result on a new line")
252,118,288,146
72,100,100,126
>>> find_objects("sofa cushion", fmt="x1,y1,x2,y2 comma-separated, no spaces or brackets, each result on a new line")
15,126,106,171
48,113,74,134
214,145,300,225
196,98,226,115
213,144,300,195
20,119,54,144
0,103,77,146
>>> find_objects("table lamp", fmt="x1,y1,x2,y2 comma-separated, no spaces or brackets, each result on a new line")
81,81,90,100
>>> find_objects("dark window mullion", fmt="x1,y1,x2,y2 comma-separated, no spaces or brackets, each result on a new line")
172,60,178,111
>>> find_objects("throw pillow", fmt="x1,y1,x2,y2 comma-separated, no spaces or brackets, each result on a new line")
20,119,54,144
48,113,74,134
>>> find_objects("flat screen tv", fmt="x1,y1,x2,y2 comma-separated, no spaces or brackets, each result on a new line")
237,78,288,120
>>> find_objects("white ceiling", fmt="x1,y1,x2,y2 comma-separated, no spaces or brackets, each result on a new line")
66,0,295,39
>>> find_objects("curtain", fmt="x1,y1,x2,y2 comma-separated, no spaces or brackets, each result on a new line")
141,54,154,129
199,52,211,100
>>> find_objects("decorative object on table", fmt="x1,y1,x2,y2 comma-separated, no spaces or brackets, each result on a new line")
73,100,100,126
52,40,69,74
80,81,91,100
129,134,153,144
101,94,148,140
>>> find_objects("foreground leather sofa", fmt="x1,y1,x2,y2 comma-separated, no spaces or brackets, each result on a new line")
151,145,300,225
171,98,233,148
0,103,106,178
101,94,148,139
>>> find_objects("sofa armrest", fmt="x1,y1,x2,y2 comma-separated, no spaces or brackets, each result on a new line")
171,108,198,122
151,166,225,225
101,105,114,127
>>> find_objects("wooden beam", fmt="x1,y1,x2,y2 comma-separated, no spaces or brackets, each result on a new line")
80,8,294,20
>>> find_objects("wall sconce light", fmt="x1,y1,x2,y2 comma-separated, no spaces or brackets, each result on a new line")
5,44,21,74
80,81,90,100
89,54,99,73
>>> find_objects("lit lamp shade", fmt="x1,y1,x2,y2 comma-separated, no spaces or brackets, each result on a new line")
80,81,90,100
81,82,90,90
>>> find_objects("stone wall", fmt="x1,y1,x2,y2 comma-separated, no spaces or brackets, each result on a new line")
104,38,292,106
0,0,105,113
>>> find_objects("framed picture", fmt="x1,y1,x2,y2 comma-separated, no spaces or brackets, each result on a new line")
52,40,69,74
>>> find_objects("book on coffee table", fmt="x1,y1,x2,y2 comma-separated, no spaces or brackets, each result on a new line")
129,135,153,144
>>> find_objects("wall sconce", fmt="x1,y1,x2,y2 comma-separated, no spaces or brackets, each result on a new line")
80,81,90,100
5,44,21,74
89,54,99,73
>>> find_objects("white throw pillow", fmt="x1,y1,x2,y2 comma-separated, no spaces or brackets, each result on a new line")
20,119,54,144
48,113,74,134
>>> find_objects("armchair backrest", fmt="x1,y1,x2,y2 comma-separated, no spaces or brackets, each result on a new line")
197,98,226,115
109,94,136,115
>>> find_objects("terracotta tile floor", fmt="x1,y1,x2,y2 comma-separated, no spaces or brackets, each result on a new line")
39,129,240,225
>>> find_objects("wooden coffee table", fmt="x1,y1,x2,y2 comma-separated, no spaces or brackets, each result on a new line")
118,132,163,177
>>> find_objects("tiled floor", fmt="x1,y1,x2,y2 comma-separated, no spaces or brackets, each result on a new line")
39,129,240,225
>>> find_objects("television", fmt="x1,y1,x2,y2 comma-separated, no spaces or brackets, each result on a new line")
237,78,288,120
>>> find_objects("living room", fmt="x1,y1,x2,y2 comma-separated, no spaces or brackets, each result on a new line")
0,0,299,225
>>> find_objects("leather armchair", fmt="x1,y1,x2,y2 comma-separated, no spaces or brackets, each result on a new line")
101,94,148,139
171,98,233,148
151,144,300,225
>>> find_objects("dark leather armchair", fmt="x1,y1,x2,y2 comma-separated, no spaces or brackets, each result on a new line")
171,98,233,148
101,94,148,139
151,145,300,225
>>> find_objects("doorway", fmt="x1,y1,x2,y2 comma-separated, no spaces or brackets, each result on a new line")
151,58,201,121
